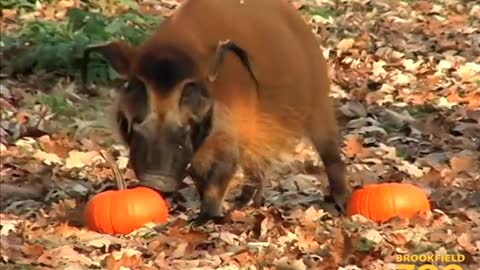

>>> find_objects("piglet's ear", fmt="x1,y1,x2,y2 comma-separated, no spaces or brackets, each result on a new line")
82,41,135,88
179,82,212,123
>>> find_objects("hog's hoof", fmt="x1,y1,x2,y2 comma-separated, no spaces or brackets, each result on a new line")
191,214,225,226
326,190,351,215
233,185,257,208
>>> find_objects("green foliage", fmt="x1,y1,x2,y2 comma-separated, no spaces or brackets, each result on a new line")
303,6,338,18
1,7,162,84
395,146,413,160
37,93,73,116
300,1,338,19
407,104,438,119
0,0,42,11
355,238,376,252
1,264,36,270
86,0,140,14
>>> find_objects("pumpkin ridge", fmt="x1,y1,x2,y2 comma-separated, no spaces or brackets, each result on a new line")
366,188,372,221
108,191,117,234
389,186,395,221
127,190,136,231
102,192,114,233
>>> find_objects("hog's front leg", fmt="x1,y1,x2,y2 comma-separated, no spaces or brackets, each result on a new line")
189,132,239,224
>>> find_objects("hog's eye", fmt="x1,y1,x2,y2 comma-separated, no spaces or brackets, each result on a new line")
131,116,142,125
124,79,146,93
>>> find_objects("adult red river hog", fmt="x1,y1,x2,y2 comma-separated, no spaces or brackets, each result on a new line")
82,0,351,224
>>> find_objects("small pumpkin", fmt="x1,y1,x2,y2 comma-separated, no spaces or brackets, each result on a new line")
84,150,168,234
84,186,169,234
346,183,430,223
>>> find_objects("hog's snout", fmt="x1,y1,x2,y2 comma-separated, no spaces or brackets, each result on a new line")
137,172,180,193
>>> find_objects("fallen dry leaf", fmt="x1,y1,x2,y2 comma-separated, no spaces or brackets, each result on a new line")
449,151,479,173
37,135,72,158
33,150,63,165
0,219,18,236
106,253,143,270
65,150,106,169
1,0,479,269
361,229,383,244
37,245,95,267
343,134,373,158
299,206,325,229
273,257,307,270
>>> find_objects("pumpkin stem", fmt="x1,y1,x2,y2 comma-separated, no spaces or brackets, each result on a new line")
99,149,127,190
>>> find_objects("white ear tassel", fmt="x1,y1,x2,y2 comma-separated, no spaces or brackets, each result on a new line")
123,112,134,134
127,121,132,134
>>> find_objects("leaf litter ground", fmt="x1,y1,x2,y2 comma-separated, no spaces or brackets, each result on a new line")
0,0,479,269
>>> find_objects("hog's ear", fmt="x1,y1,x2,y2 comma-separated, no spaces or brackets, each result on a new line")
179,82,213,123
208,39,258,89
82,41,135,87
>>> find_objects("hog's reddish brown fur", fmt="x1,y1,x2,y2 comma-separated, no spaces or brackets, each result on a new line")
99,0,350,221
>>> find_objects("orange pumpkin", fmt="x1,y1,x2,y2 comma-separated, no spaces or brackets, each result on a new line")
346,183,430,223
84,186,169,234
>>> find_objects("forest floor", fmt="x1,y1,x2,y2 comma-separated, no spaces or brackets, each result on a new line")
0,0,479,269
